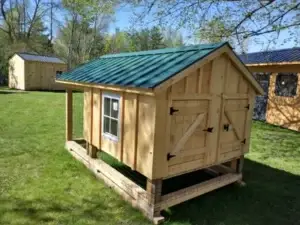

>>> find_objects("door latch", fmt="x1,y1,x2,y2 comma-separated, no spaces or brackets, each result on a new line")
169,107,179,115
167,153,176,160
203,127,214,133
224,124,230,131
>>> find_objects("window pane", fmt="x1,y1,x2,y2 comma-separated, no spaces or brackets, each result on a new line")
111,99,119,119
275,73,298,97
111,119,118,136
104,97,111,116
103,116,110,133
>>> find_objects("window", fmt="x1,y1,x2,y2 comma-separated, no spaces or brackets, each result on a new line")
275,73,298,97
102,93,120,141
253,72,270,95
56,71,63,77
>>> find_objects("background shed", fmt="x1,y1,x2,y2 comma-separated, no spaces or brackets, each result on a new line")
9,53,67,90
240,48,300,131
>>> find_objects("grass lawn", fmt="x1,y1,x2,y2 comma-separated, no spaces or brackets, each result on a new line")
0,87,300,225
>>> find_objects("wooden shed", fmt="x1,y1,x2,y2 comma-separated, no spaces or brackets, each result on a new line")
9,52,67,90
56,42,263,223
240,48,300,131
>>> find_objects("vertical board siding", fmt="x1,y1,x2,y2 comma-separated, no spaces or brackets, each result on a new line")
266,73,300,131
24,61,67,91
84,89,156,178
83,88,92,142
123,93,138,168
166,53,257,178
207,55,226,164
152,91,169,179
136,95,156,178
92,88,101,149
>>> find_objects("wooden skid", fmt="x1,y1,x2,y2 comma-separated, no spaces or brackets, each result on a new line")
65,140,242,224
159,173,242,210
65,141,165,224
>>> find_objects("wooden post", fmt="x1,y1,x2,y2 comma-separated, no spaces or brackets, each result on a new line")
88,145,97,158
87,88,97,158
66,89,73,141
236,156,244,174
229,156,244,174
146,179,163,222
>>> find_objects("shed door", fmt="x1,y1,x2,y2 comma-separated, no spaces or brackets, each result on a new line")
218,97,249,162
167,98,213,170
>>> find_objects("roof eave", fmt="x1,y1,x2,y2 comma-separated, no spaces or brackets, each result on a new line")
246,61,300,66
55,79,155,96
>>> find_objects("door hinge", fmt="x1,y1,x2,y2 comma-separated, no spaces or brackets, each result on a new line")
167,153,176,161
169,107,179,115
203,127,214,133
223,124,230,131
241,139,246,144
245,104,250,110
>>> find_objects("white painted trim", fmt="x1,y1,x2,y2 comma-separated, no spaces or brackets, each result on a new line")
102,92,121,142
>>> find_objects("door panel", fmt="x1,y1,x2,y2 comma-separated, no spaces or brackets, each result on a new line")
168,99,211,168
218,98,249,161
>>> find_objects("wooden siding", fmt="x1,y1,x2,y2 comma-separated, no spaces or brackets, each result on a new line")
9,54,67,91
266,72,300,131
162,54,256,178
81,52,257,180
24,61,67,90
8,55,25,90
84,88,156,178
247,64,300,132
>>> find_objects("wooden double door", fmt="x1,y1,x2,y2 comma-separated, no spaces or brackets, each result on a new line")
167,95,250,175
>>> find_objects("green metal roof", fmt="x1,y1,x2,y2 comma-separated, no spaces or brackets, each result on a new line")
57,42,228,89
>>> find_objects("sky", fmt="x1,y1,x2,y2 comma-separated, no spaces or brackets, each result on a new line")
109,4,299,53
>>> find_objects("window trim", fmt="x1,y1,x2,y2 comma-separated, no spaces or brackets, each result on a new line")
274,73,298,98
102,92,121,142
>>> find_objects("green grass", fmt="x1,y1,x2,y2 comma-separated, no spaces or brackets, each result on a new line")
0,87,300,225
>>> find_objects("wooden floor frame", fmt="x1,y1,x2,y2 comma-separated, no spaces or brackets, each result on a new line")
65,140,243,224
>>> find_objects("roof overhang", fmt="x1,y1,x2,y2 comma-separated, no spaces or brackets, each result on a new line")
56,79,155,96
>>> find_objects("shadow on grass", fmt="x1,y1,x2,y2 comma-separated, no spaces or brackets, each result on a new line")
1,156,298,224
162,159,300,225
97,150,300,224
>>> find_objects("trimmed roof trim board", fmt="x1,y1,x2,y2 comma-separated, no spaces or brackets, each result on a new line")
56,42,264,95
12,52,66,64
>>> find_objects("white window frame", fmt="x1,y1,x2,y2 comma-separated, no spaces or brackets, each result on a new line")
102,92,121,142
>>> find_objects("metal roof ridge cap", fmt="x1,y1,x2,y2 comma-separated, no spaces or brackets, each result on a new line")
101,42,226,58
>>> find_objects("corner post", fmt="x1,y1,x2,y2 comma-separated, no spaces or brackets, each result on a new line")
146,179,164,224
66,88,73,141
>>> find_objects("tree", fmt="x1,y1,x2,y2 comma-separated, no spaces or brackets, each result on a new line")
150,26,165,49
162,26,184,47
61,0,117,68
128,0,300,50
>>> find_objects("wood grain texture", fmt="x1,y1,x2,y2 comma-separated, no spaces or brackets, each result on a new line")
83,88,92,142
65,140,164,224
160,173,242,209
8,54,67,91
171,113,205,154
66,89,73,141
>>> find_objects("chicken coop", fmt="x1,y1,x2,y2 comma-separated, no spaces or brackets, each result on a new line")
9,52,67,90
56,42,263,224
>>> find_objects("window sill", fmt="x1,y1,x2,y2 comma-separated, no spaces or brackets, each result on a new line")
102,133,119,142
